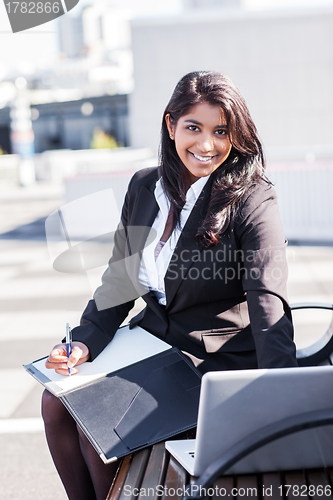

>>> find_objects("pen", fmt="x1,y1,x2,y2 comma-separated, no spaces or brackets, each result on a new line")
65,322,72,376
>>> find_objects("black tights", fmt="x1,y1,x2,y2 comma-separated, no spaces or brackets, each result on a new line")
41,390,118,500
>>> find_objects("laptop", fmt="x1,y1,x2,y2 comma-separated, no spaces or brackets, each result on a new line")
165,366,333,476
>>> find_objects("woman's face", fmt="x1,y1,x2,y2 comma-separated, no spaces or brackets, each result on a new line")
165,102,232,185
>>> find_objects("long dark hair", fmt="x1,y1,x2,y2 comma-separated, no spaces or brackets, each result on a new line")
159,71,268,247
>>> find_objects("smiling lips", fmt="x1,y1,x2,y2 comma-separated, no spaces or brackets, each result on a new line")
190,152,215,163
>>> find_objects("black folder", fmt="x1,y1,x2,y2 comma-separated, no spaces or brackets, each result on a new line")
24,326,201,463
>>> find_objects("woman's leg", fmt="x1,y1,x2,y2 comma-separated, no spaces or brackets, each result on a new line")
42,389,96,499
77,425,119,500
42,389,116,500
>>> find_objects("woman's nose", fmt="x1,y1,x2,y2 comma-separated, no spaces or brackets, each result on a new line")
197,134,214,153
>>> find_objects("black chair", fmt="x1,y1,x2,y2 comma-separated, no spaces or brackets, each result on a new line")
292,302,333,366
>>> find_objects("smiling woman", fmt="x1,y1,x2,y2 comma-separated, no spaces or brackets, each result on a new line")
165,102,232,185
42,71,297,500
160,71,265,247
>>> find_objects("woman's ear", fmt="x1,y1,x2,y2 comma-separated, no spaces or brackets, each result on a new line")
165,114,175,140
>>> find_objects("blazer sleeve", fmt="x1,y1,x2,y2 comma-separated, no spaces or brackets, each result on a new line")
70,173,141,361
235,181,298,368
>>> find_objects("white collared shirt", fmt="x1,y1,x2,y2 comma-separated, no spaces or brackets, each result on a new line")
137,175,210,306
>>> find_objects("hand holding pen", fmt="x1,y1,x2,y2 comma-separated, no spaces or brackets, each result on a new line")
65,323,72,375
45,324,90,376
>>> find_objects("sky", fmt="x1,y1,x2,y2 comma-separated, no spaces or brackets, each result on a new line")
0,0,332,76
0,8,58,76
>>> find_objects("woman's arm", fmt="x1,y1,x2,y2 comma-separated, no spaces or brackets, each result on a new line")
235,181,298,368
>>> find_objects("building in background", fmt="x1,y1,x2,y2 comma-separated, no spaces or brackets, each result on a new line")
31,94,128,152
0,94,128,153
0,1,159,155
58,13,85,59
0,2,135,154
0,109,11,154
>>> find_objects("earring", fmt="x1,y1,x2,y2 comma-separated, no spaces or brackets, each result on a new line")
169,134,173,140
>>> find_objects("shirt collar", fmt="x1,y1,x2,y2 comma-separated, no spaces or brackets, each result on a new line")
185,174,210,205
155,174,211,209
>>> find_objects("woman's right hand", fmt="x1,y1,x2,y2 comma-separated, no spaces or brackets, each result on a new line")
45,341,90,376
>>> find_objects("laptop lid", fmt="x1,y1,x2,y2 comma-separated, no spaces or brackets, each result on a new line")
192,366,333,476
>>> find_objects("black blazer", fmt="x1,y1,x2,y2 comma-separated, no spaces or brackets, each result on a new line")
72,168,297,373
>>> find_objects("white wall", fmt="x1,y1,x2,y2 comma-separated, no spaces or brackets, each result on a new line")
267,162,333,242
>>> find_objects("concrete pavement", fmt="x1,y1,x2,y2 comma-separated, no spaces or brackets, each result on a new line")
0,180,332,500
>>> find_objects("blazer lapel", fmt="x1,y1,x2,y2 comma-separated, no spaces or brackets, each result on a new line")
164,177,212,310
126,181,159,252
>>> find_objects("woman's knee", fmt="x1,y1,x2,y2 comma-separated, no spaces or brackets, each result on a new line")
41,389,68,426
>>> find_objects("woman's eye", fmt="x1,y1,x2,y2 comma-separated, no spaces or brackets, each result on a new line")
187,125,199,132
216,129,227,135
